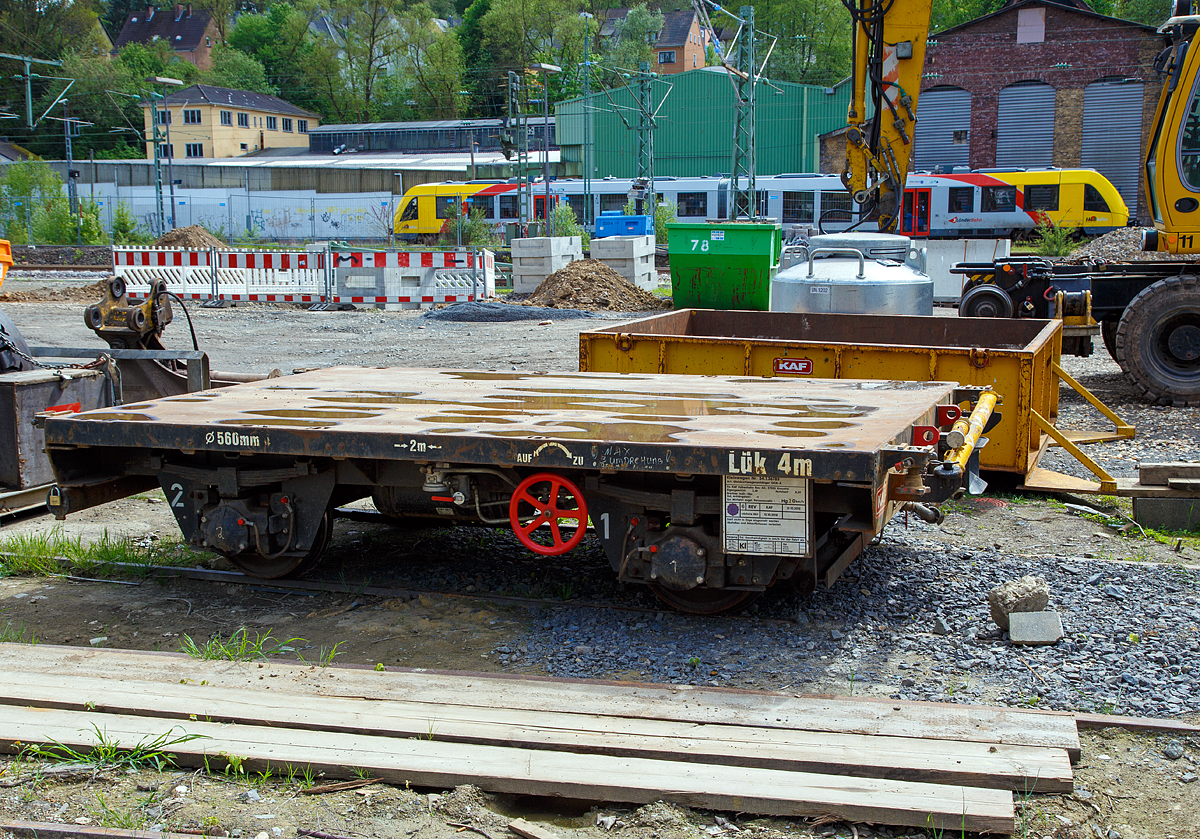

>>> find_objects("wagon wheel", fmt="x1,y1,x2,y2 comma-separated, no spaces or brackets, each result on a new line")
225,507,332,579
508,473,588,557
649,585,761,615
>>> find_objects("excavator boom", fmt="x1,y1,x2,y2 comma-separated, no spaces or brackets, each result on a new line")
842,0,934,233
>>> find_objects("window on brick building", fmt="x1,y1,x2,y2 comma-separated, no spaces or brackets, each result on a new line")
1017,8,1045,43
948,187,974,213
1025,184,1059,212
659,50,676,64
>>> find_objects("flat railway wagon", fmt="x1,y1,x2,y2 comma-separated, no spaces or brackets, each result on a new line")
393,169,1128,242
40,368,992,614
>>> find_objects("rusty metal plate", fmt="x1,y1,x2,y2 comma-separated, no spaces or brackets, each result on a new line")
44,368,954,479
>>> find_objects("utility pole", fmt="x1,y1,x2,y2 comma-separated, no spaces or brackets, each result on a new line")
729,5,757,219
636,62,655,226
0,52,64,128
150,97,166,237
580,12,594,228
506,71,531,227
63,112,80,245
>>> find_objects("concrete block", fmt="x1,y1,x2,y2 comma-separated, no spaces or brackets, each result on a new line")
1132,496,1200,531
511,237,583,293
923,238,1011,302
988,575,1050,630
589,235,655,290
1008,610,1064,646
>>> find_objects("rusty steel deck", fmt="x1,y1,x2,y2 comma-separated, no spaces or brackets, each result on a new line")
43,368,954,480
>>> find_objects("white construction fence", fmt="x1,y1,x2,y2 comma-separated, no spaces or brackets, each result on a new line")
115,246,495,308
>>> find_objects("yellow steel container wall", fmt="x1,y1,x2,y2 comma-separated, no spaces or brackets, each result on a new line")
579,310,1063,476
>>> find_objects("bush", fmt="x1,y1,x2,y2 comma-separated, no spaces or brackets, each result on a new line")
549,203,589,249
32,199,107,246
439,208,503,248
1033,218,1077,257
111,202,155,245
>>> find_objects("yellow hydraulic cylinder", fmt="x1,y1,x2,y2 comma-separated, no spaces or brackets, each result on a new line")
946,391,998,471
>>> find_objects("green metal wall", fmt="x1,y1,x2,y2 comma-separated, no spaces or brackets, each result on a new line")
556,69,851,178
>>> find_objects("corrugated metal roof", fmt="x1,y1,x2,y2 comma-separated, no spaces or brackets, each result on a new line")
312,119,506,133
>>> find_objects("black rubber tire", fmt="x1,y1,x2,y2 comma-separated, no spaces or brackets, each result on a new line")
1114,275,1200,406
225,507,332,579
1101,319,1119,362
649,585,761,615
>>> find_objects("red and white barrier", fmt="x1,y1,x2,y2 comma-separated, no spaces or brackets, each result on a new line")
114,247,493,308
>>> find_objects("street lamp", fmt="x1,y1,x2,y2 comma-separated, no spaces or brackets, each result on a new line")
530,62,561,235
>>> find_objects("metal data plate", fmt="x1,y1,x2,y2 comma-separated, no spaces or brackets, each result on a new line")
722,475,811,557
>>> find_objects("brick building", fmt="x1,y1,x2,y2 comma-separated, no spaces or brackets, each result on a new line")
115,4,220,70
598,8,710,74
915,0,1161,221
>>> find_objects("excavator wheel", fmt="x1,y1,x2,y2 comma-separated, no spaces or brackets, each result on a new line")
1115,275,1200,406
1101,319,1119,362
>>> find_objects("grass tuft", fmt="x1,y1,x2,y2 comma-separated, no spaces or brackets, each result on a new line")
22,723,205,772
179,627,301,662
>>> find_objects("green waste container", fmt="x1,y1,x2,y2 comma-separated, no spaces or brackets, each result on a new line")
667,221,782,310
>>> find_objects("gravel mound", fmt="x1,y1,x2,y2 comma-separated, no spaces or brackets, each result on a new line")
1065,227,1194,263
155,225,224,249
422,301,597,322
0,279,108,303
519,259,668,311
13,245,111,266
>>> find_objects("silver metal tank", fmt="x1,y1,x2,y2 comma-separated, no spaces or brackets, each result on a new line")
772,232,934,316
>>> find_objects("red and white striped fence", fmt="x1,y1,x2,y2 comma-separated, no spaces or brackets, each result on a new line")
113,247,494,308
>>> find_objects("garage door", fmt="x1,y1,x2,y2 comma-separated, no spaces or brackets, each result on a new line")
1082,77,1144,212
913,86,972,170
996,80,1056,167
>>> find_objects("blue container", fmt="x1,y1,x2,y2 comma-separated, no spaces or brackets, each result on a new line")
595,211,652,238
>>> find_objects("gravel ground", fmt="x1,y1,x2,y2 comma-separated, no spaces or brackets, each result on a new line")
2,275,1200,837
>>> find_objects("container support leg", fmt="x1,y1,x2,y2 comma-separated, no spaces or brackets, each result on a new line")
1030,409,1117,494
1051,361,1135,442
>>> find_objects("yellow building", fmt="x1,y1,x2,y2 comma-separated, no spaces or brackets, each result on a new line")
142,84,320,160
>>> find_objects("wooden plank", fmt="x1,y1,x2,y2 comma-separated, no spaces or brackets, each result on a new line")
1138,462,1200,486
508,819,563,839
0,704,1015,833
1075,713,1200,734
1,820,198,839
0,670,1073,793
0,645,1082,759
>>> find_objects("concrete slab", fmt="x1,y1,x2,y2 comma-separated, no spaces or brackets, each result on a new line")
1009,611,1064,646
1132,496,1200,532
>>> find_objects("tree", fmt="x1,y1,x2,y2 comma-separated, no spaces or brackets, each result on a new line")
0,0,107,62
753,0,852,86
604,3,663,76
458,0,503,115
200,43,276,93
227,4,328,115
306,0,409,123
395,4,466,118
481,0,590,105
1093,0,1171,26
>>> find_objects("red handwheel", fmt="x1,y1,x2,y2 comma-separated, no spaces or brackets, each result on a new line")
508,472,588,556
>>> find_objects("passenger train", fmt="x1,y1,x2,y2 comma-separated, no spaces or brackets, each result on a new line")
393,168,1129,242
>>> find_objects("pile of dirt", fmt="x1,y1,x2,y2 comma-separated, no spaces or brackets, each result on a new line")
518,259,668,311
1065,226,1193,263
155,225,225,249
0,279,108,303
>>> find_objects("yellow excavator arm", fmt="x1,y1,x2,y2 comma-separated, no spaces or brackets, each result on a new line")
842,0,934,233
